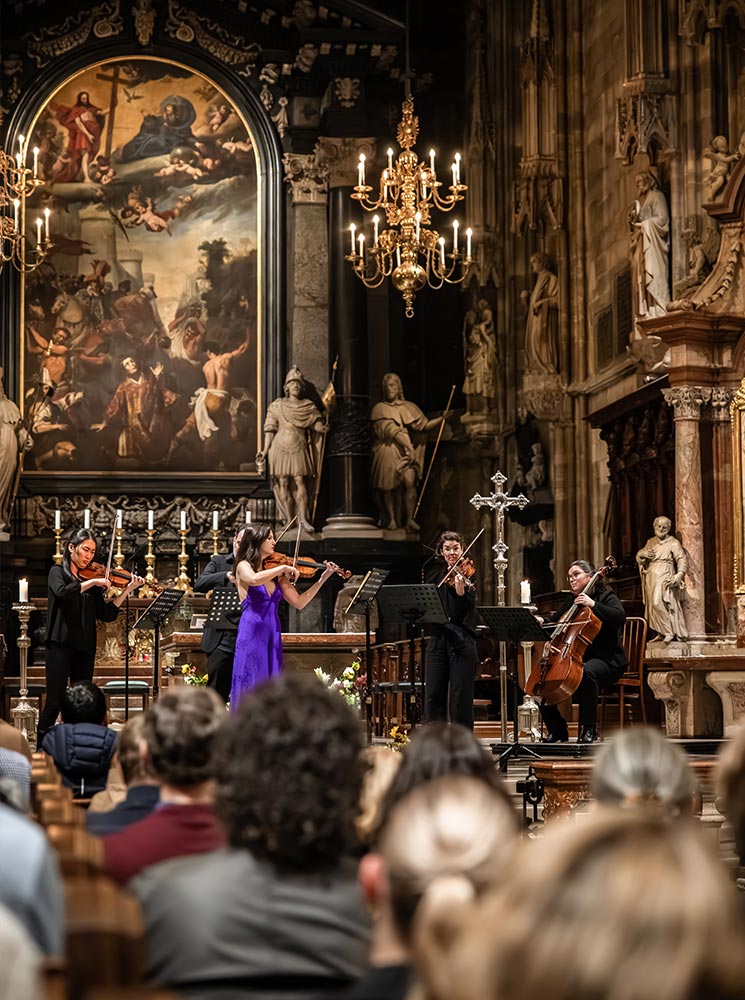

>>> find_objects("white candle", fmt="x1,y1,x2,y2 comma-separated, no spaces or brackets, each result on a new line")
452,162,457,188
18,134,25,155
453,219,459,253
13,200,19,231
421,172,427,198
520,580,531,605
83,509,91,530
466,227,472,259
32,146,39,178
147,510,154,531
116,508,123,530
358,153,365,187
455,152,461,183
15,152,21,169
245,510,252,524
415,212,421,241
373,215,379,244
180,510,187,532
439,237,445,268
396,246,401,267
18,579,28,603
44,207,50,240
387,147,394,172
429,148,435,174
350,223,356,255
35,217,42,245
382,170,388,201
54,509,61,530
212,510,219,530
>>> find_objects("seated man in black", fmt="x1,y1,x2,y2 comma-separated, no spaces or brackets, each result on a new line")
538,559,627,745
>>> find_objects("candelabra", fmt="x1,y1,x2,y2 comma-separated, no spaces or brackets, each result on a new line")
12,602,38,743
346,94,473,318
140,528,159,598
114,523,125,571
53,526,63,565
175,528,193,594
211,528,220,556
1,136,52,275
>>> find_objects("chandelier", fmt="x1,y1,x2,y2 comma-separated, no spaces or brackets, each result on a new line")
1,134,51,274
346,93,473,318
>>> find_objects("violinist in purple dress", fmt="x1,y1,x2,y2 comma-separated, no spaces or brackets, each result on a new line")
229,523,341,709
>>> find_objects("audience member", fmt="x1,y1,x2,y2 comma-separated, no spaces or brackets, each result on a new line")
0,903,41,1000
42,681,116,797
0,717,31,760
716,720,745,872
356,746,402,847
0,801,64,955
103,686,226,885
347,775,519,1000
132,673,370,998
0,746,31,806
373,722,507,841
0,776,26,814
87,713,160,836
591,725,698,817
436,811,745,1000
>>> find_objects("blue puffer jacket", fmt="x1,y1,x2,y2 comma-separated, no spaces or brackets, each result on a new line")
42,723,116,797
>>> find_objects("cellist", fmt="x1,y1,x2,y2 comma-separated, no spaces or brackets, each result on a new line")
537,560,627,744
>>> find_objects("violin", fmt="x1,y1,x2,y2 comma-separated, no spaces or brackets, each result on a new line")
263,552,351,581
525,556,616,706
444,556,476,591
76,561,153,591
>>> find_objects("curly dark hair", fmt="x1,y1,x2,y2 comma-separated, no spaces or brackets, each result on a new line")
143,686,225,786
373,722,511,842
214,672,365,871
234,522,273,572
61,681,107,725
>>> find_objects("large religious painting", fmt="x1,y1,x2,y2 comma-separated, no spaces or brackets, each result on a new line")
21,58,261,477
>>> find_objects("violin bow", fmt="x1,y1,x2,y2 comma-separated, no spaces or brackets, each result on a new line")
311,355,338,524
103,513,117,582
291,522,303,575
437,527,485,588
414,384,456,520
274,514,298,545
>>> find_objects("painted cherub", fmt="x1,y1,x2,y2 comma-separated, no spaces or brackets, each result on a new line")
703,135,740,200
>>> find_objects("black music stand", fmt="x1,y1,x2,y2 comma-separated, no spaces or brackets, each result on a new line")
205,586,241,631
133,589,184,701
478,607,547,772
377,585,449,730
347,568,389,741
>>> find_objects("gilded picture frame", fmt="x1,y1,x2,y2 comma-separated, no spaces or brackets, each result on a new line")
732,375,745,593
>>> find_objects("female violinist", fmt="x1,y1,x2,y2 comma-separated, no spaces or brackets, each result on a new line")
38,527,145,747
424,531,479,730
230,523,342,709
538,560,627,744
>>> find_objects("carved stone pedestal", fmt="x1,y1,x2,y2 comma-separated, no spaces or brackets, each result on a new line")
704,672,745,737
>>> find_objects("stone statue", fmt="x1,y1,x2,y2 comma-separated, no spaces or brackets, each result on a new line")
522,251,559,374
462,297,497,415
257,366,325,532
635,516,688,642
0,368,32,537
629,171,670,322
525,441,546,493
702,135,739,201
370,372,445,533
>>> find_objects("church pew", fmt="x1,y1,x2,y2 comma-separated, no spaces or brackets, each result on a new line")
46,824,105,877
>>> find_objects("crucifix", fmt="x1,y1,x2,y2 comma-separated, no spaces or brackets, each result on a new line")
96,64,123,160
470,470,530,742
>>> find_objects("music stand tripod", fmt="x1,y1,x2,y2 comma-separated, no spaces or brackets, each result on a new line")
346,568,389,741
133,589,184,701
478,606,548,772
376,585,449,731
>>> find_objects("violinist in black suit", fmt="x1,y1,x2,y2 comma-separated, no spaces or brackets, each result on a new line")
194,523,248,702
538,559,627,745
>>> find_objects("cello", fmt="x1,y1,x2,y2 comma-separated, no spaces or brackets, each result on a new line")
525,556,617,705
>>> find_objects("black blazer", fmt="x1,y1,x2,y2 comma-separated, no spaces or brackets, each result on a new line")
194,554,238,654
46,565,119,655
549,588,627,671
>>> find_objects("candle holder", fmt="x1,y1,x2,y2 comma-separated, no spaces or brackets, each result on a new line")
114,524,125,571
210,528,220,556
175,528,193,594
53,527,63,565
12,601,38,744
140,528,159,598
518,603,542,742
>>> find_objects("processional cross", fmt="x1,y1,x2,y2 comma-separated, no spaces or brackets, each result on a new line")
470,470,529,608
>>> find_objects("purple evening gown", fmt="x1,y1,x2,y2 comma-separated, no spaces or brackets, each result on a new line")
229,584,283,710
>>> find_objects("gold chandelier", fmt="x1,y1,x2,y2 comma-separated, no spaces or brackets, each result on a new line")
1,134,51,274
346,94,473,318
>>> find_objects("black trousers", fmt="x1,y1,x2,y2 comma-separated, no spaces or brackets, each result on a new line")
540,656,622,735
37,641,96,747
206,644,235,703
425,632,478,730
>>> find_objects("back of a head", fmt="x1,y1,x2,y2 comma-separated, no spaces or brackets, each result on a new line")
215,672,364,871
444,811,745,1000
60,682,107,726
375,722,504,840
115,713,154,786
716,722,745,864
591,726,697,816
143,686,225,787
356,746,402,846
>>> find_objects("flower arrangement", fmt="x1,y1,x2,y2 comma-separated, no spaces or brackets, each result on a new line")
181,663,208,686
387,725,410,751
314,656,366,711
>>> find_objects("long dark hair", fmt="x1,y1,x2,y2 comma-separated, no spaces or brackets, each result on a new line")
234,523,273,572
62,528,97,578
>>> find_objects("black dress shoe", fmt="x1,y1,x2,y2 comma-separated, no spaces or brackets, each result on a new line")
541,729,569,744
578,726,599,744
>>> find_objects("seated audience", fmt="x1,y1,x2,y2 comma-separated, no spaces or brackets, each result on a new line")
356,746,402,847
716,720,745,876
87,713,160,836
42,681,116,797
0,747,31,806
0,903,41,1000
0,717,31,760
103,685,226,885
0,801,64,955
591,725,698,817
428,811,745,1000
132,673,370,998
345,775,519,1000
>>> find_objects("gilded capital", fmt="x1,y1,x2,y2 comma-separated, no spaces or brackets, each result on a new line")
282,153,328,205
314,137,376,188
662,385,711,420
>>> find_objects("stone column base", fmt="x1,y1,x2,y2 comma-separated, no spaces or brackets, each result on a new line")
321,515,383,539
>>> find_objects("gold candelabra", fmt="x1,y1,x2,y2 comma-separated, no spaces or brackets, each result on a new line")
211,528,220,556
114,523,125,571
12,602,38,743
53,527,63,565
141,528,159,598
1,135,52,275
175,528,193,594
346,94,472,318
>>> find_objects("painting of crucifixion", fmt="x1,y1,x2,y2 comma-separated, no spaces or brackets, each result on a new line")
21,57,261,476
